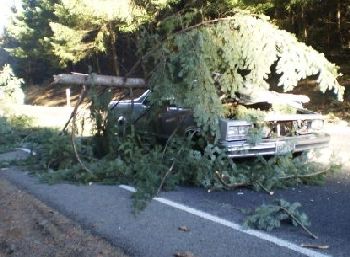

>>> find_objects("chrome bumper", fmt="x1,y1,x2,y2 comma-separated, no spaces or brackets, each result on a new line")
220,133,330,158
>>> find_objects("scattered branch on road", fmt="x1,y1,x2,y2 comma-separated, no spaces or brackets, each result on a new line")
215,171,250,189
178,226,190,232
280,206,318,239
279,170,329,180
244,199,318,239
174,251,197,257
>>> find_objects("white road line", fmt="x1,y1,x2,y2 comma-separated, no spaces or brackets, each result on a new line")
119,185,331,257
16,148,36,155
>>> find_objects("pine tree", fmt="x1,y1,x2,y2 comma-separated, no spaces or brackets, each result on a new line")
49,0,151,75
1,0,60,83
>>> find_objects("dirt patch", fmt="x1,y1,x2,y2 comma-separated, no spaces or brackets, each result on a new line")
0,179,129,257
24,84,144,107
24,84,82,107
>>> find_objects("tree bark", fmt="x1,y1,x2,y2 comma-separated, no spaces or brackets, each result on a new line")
109,23,119,76
52,73,147,88
95,54,101,74
301,6,308,42
337,1,342,47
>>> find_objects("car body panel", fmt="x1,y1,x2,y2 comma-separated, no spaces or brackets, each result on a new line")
221,133,330,157
109,90,330,158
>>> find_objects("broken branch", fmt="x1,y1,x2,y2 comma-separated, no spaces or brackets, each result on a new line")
62,85,87,133
280,206,318,239
279,170,328,180
215,171,250,190
52,73,147,88
157,161,175,195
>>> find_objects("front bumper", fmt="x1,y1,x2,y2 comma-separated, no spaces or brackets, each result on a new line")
220,133,330,158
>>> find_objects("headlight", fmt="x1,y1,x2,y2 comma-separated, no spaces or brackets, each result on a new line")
310,119,324,130
227,125,250,140
220,119,252,141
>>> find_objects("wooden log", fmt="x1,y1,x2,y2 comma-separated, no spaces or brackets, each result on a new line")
52,73,147,88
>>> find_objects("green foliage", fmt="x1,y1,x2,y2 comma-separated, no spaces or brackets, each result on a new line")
234,105,266,123
0,117,18,152
0,123,76,172
39,158,128,185
35,113,338,211
0,64,24,104
7,115,34,129
0,114,34,153
142,12,344,135
206,152,340,194
244,199,314,237
1,0,60,82
35,133,75,170
49,0,153,73
88,86,115,157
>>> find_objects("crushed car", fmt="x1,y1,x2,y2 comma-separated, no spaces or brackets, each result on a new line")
109,88,330,158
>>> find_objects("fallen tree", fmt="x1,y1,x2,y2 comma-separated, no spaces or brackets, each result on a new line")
140,12,345,133
52,73,147,88
42,10,344,214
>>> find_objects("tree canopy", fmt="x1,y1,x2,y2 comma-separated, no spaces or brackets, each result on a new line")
49,0,145,74
141,12,344,133
0,0,347,106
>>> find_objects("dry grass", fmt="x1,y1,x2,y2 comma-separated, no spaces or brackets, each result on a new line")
0,178,129,257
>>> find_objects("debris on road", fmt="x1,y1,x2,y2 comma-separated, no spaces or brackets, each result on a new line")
174,251,197,257
301,244,330,250
178,226,191,232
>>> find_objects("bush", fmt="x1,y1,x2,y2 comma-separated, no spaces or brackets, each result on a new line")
0,115,34,153
0,64,25,104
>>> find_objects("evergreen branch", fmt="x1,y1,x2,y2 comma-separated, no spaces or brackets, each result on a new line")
280,206,318,239
157,160,175,195
215,171,250,189
69,85,93,174
255,181,274,195
162,127,179,157
215,171,274,195
175,16,236,34
279,170,328,180
71,86,93,174
71,128,93,175
62,85,87,133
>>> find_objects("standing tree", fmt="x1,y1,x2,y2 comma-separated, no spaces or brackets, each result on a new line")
49,0,151,75
1,0,60,83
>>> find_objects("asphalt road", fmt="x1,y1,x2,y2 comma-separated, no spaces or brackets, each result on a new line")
1,167,349,257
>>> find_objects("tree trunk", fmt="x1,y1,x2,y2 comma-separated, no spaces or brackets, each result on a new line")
337,1,342,47
302,6,308,42
109,23,119,76
52,73,147,88
95,54,101,74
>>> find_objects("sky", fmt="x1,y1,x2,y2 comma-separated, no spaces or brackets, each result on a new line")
0,0,21,34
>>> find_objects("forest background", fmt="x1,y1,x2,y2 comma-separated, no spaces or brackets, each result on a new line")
0,0,349,86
